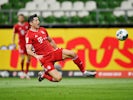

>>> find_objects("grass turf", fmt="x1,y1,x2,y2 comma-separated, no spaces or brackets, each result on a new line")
0,78,133,100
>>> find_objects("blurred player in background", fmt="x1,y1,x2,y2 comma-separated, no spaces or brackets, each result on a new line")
12,14,30,79
26,14,96,82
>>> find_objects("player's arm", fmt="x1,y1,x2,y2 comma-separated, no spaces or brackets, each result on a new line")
12,28,16,44
47,36,58,49
26,44,43,60
12,28,17,49
12,33,16,44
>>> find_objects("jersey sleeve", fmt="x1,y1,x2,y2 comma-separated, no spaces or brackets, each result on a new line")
25,31,33,44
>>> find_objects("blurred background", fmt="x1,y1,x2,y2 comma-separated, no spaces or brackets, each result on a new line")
0,0,133,78
0,0,133,26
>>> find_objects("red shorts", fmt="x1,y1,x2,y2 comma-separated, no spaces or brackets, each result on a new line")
40,48,63,73
18,44,27,55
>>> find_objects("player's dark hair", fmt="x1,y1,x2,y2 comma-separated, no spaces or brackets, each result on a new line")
28,14,38,23
18,14,25,17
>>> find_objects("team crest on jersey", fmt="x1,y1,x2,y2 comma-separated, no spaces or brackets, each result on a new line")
40,31,45,34
20,30,25,35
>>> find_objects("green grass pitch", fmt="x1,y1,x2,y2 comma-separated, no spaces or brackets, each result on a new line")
0,78,133,100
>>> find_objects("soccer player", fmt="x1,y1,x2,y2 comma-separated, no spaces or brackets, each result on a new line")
12,14,30,79
26,14,96,82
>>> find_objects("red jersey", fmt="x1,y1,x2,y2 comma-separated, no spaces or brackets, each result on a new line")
25,27,54,55
14,22,29,46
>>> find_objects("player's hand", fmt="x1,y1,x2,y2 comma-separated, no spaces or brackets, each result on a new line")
35,55,44,60
13,44,16,49
55,47,61,50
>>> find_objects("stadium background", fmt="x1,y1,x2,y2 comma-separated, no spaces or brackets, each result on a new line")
0,0,133,78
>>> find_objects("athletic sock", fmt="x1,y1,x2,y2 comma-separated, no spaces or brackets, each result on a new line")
21,59,24,72
25,62,30,74
42,73,57,82
73,56,85,73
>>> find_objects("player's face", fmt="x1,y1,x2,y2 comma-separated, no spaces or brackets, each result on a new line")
31,17,40,29
18,15,25,23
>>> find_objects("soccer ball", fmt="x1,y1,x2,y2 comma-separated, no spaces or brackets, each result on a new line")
116,29,128,41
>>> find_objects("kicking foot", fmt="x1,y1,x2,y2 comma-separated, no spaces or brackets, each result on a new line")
38,71,44,82
83,71,96,77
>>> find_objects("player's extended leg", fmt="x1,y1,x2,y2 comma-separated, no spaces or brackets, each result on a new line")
20,54,25,79
25,55,30,74
25,55,31,79
20,54,25,72
62,49,85,72
62,49,96,76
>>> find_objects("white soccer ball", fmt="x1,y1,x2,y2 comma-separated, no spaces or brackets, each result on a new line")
116,29,128,41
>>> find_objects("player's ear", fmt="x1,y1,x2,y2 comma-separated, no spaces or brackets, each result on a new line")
29,21,32,26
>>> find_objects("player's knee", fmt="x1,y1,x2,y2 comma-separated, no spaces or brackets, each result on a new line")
71,51,77,58
55,75,62,82
21,58,25,62
27,58,30,63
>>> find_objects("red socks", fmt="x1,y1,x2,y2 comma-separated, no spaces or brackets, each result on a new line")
43,74,53,81
25,62,30,74
42,73,57,82
73,56,85,73
21,59,24,72
21,60,30,74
